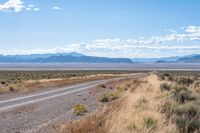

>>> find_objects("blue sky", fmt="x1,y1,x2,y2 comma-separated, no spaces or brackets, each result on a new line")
0,0,200,58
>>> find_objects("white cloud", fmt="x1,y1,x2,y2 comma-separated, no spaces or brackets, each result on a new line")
0,0,24,12
25,4,40,11
185,26,200,33
0,1,40,12
53,6,62,10
0,26,200,58
33,7,40,11
28,4,34,8
26,7,31,11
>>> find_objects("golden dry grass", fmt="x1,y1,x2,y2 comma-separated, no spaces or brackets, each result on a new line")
57,74,178,133
105,74,173,133
58,99,123,133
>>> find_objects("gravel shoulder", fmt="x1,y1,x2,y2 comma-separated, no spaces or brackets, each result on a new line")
0,73,147,133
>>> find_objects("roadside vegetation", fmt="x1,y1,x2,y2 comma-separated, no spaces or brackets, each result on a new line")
0,70,135,94
97,83,130,102
57,71,200,133
73,104,87,116
158,72,200,133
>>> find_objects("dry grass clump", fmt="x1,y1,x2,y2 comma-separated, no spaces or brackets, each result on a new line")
143,116,157,129
134,97,148,110
98,91,120,102
126,123,137,131
130,79,147,92
116,83,129,92
59,99,123,133
9,85,19,93
60,114,107,133
73,104,87,116
160,99,179,119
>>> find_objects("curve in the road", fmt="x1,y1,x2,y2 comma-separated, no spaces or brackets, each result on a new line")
0,80,107,112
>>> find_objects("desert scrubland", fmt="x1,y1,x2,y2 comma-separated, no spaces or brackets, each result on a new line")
57,71,200,133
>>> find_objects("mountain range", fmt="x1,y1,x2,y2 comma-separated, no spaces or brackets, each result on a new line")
0,52,200,63
0,52,133,63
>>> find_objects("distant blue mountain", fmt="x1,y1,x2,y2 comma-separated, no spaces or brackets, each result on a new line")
132,55,200,63
132,56,180,63
177,54,200,63
1,53,200,63
5,52,84,59
0,53,133,63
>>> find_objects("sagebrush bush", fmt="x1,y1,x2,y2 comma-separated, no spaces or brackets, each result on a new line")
175,102,200,120
158,73,173,81
175,102,200,133
176,118,200,133
98,94,109,102
177,77,194,86
170,86,196,104
73,104,87,116
143,116,157,128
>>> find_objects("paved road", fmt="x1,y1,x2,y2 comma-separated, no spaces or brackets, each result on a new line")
0,73,146,133
0,80,108,112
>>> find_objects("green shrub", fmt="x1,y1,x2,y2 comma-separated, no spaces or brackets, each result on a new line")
175,102,200,133
175,102,200,120
177,77,194,86
143,116,157,128
170,87,196,104
73,104,87,115
176,118,200,133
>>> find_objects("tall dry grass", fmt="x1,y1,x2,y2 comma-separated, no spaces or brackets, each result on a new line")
57,74,178,133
